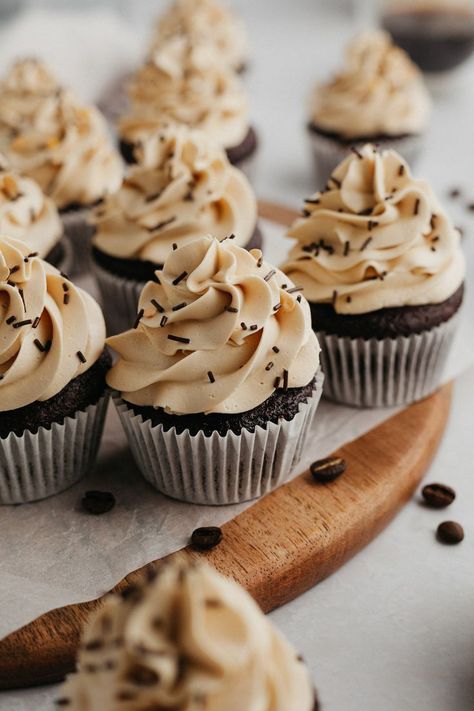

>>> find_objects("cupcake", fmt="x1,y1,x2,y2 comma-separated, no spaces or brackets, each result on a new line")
150,0,249,73
0,236,110,504
118,36,257,180
92,123,261,335
0,157,67,270
107,235,323,505
59,558,318,710
1,82,123,275
307,30,431,185
282,144,465,408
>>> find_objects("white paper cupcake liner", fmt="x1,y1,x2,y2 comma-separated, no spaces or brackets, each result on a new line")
316,315,459,408
308,129,425,189
61,207,96,276
0,393,110,505
112,368,324,505
92,260,144,336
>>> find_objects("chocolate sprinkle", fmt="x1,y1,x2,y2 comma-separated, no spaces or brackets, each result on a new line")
55,699,71,707
33,338,51,353
273,303,282,312
160,315,168,327
344,241,350,256
32,316,40,328
283,369,289,390
398,164,405,176
172,302,187,311
13,319,32,329
77,351,87,364
273,376,281,388
256,255,263,268
225,305,238,313
9,265,19,275
305,197,320,204
151,298,164,313
286,286,304,294
6,315,16,325
351,146,363,159
167,334,190,344
207,370,215,383
414,198,420,215
249,324,258,331
272,346,280,353
241,322,247,330
63,293,70,305
172,270,188,286
264,269,276,282
133,308,144,329
360,236,372,252
265,361,274,371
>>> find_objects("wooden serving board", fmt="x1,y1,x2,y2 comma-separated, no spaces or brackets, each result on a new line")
0,202,454,691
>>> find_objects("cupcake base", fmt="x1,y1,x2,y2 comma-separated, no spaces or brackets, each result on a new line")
113,369,324,505
307,123,424,188
92,226,264,335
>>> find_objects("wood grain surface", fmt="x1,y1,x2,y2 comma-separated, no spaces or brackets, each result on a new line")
0,201,454,691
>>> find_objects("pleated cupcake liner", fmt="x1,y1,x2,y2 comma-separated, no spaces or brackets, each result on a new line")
0,393,110,505
112,368,324,505
316,315,459,408
61,207,96,276
308,129,425,189
92,260,144,336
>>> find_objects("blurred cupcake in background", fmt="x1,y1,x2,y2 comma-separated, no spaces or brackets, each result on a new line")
307,30,431,186
282,144,464,408
0,64,123,275
92,123,260,335
0,236,110,504
0,156,67,270
150,0,249,73
59,558,319,710
107,235,322,505
118,35,257,180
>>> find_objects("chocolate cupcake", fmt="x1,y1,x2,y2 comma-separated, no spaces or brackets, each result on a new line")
107,235,323,504
282,144,465,407
59,558,318,710
307,30,431,186
118,36,257,180
0,236,110,504
0,158,68,270
92,124,262,335
0,65,123,275
150,0,250,73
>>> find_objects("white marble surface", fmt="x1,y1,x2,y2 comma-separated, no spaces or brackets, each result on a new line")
1,1,474,709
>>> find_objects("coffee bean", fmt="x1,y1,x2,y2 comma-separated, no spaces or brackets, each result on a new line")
310,456,346,483
422,483,455,509
190,526,223,551
437,521,464,545
81,490,115,515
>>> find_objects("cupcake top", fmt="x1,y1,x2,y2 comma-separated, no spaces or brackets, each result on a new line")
92,124,257,265
0,161,62,258
309,30,431,139
119,35,249,152
0,58,62,135
107,236,319,415
0,236,105,412
150,0,249,72
4,90,123,210
59,559,316,711
282,145,465,315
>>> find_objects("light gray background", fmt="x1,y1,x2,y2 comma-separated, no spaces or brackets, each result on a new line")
1,1,474,709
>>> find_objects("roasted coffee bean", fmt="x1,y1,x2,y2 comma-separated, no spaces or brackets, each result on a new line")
310,456,346,483
190,526,223,551
422,483,456,509
437,521,464,545
81,490,116,515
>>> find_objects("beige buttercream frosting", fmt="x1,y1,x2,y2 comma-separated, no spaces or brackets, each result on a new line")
309,30,431,138
119,35,249,152
59,559,315,711
0,164,62,258
93,124,257,265
150,0,249,71
282,144,465,315
0,236,105,411
106,236,319,414
3,89,123,210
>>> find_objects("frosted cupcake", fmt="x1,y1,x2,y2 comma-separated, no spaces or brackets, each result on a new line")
0,236,110,504
107,235,323,504
308,30,431,185
59,558,318,710
150,0,249,73
118,36,257,179
92,124,261,335
1,84,123,274
282,144,465,407
0,158,66,269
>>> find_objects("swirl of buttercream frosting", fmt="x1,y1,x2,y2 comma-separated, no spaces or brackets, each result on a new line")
3,90,123,210
282,144,465,315
92,124,257,265
309,30,431,138
0,163,62,258
106,236,319,414
0,236,105,412
59,559,316,711
119,35,250,152
150,0,249,72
